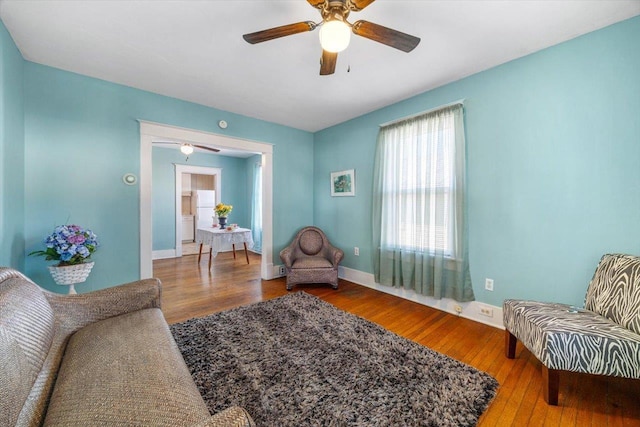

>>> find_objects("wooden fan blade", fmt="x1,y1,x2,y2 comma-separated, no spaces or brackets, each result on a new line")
349,0,375,11
320,50,337,75
352,20,420,52
243,21,317,44
193,144,220,153
307,0,325,8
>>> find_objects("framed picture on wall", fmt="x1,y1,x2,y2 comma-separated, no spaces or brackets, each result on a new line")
330,169,355,197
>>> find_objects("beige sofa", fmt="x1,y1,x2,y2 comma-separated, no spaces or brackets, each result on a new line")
0,267,254,426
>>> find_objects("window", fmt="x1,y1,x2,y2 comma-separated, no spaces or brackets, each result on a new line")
372,103,473,301
377,105,460,257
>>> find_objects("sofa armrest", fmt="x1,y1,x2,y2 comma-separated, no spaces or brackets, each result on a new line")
44,278,162,335
193,406,255,427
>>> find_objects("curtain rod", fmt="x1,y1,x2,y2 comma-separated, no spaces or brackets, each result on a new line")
379,99,465,128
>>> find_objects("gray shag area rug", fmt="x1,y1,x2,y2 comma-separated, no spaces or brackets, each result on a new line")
170,292,498,426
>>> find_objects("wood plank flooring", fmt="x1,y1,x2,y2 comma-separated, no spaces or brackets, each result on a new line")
155,253,640,426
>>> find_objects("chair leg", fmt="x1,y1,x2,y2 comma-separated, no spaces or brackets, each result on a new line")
505,329,517,358
542,365,559,405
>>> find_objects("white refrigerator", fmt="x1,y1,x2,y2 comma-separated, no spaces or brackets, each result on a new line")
194,190,216,229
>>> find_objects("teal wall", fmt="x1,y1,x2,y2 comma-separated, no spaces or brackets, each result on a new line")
0,22,25,269
5,15,639,305
23,62,314,292
314,16,640,307
152,147,251,251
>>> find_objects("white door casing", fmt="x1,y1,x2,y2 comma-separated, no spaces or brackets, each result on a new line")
139,120,274,280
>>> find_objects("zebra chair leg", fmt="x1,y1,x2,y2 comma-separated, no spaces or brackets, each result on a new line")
505,329,517,358
504,329,559,405
542,365,559,405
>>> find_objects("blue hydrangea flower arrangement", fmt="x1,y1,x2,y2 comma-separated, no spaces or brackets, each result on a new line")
29,224,99,266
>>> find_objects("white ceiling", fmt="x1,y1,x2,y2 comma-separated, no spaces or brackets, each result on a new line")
1,0,639,133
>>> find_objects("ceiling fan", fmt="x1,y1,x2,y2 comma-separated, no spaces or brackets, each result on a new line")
152,141,220,157
243,0,420,76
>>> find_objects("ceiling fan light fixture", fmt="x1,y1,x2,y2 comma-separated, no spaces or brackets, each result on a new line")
180,144,194,156
319,20,351,53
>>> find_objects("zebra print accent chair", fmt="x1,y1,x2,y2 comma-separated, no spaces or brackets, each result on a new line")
503,253,640,405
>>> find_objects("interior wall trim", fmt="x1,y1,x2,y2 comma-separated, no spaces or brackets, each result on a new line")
139,120,274,280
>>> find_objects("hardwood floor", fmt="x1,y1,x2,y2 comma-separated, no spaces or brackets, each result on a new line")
155,254,640,426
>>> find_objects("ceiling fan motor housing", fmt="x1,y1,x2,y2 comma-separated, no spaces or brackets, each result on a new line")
321,1,351,23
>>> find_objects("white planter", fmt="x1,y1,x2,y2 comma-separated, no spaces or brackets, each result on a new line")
48,262,95,294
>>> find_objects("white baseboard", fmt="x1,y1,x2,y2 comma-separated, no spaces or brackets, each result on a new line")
338,266,504,329
152,249,176,260
248,262,503,329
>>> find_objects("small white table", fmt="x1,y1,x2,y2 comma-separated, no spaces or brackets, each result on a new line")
196,227,254,269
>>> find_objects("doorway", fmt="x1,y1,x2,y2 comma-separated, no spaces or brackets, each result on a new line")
174,165,221,257
139,121,274,280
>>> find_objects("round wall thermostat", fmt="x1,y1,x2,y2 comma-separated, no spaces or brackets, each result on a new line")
218,120,228,129
122,173,138,185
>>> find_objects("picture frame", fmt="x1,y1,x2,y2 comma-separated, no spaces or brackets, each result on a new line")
330,169,355,197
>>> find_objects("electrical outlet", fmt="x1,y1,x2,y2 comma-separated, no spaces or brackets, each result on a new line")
354,247,360,256
278,265,286,276
485,278,494,291
454,304,463,315
479,306,494,317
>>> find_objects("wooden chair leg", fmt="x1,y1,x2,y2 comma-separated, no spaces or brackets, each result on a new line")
505,329,517,358
542,365,559,405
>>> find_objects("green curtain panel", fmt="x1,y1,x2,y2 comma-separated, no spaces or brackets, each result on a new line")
251,162,263,253
372,104,474,302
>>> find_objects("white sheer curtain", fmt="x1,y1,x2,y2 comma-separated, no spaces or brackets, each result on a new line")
372,104,474,301
251,162,262,253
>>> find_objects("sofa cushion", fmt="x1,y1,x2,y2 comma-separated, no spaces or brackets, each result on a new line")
584,254,640,335
44,308,211,426
0,274,55,427
292,256,333,269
